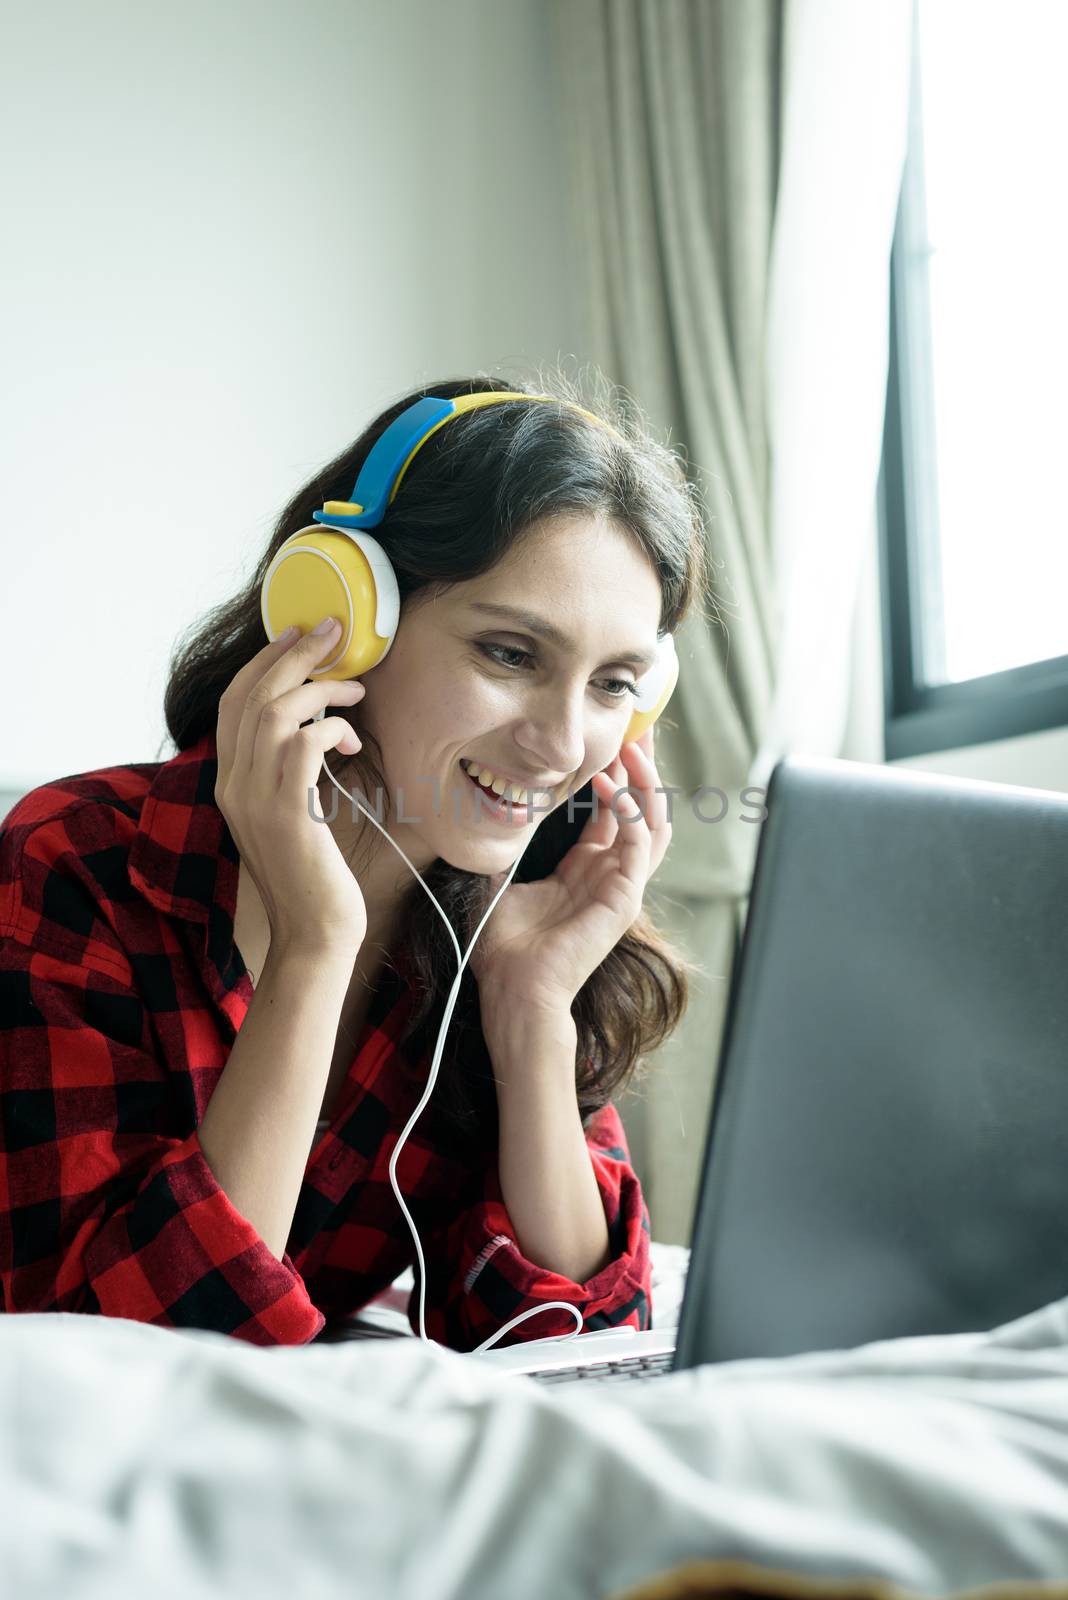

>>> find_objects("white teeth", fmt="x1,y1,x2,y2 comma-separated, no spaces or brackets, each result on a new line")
461,759,554,807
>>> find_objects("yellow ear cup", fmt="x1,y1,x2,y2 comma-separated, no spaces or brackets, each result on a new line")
622,633,680,746
260,526,399,679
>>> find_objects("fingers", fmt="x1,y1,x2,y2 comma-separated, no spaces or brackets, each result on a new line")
585,763,625,849
216,626,304,783
620,741,671,872
275,715,362,817
588,744,664,860
262,676,365,740
226,619,347,787
619,743,662,827
587,761,645,860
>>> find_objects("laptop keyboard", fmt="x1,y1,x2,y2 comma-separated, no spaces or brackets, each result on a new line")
529,1350,675,1385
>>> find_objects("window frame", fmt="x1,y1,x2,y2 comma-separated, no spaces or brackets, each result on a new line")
879,7,1068,762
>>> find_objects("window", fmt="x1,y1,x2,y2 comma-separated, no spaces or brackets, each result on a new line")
879,0,1068,760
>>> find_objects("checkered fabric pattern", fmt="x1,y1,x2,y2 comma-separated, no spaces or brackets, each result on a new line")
0,733,652,1347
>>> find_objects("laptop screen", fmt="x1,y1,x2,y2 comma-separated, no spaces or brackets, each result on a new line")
675,755,1068,1367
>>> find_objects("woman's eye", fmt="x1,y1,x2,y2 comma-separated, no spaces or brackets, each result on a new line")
477,642,639,701
481,642,530,670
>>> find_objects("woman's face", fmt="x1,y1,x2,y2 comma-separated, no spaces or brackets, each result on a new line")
351,511,664,876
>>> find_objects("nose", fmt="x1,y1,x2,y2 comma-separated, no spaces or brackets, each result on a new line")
514,681,589,779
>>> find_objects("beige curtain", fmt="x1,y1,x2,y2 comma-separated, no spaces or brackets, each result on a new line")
551,0,914,1245
552,0,783,1242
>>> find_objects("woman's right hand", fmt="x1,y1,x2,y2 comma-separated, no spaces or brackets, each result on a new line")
215,617,368,956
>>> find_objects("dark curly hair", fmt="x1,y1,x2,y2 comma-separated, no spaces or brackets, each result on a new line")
162,363,718,1151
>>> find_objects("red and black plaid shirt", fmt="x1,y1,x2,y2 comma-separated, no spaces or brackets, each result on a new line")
0,732,652,1347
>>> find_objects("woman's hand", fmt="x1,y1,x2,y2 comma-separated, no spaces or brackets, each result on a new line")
468,727,671,1018
214,618,369,957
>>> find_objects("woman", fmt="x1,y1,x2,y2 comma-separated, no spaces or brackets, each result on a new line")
0,370,710,1348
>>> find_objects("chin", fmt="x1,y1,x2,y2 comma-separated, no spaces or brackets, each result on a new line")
434,820,537,870
439,827,531,860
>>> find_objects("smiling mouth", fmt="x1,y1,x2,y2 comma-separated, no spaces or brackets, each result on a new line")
456,760,567,818
467,769,501,801
460,762,531,804
459,759,562,804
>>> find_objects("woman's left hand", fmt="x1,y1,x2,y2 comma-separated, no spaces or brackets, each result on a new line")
468,727,671,1017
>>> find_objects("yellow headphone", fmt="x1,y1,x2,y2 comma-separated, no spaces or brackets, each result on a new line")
260,391,679,746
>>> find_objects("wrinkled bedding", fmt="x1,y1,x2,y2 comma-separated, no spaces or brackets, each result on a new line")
5,1257,1068,1599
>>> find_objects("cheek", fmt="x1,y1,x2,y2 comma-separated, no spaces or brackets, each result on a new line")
586,734,626,782
370,687,490,772
424,671,513,737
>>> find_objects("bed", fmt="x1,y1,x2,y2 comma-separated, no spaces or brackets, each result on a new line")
5,1242,1068,1599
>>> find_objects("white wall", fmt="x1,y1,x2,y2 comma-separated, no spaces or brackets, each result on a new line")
7,0,1063,808
0,0,583,796
840,506,1068,794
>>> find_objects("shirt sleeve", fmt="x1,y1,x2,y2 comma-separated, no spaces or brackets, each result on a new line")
410,1100,653,1352
0,934,325,1346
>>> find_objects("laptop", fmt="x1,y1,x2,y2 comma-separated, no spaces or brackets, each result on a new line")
470,753,1068,1383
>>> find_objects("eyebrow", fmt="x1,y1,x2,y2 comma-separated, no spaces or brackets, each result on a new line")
466,601,658,669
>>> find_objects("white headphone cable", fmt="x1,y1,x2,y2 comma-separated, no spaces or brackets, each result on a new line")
313,722,583,1353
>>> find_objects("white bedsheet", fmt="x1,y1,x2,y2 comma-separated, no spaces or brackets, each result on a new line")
5,1276,1068,1598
